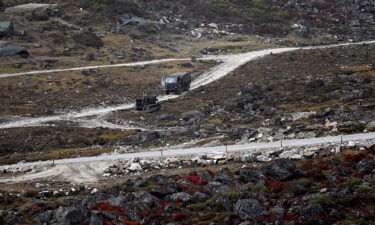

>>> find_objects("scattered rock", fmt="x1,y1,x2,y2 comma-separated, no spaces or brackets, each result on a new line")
234,199,265,220
260,159,297,181
0,21,12,37
0,45,29,58
72,31,104,47
5,4,60,20
239,167,260,183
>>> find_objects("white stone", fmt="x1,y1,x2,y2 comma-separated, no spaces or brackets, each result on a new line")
127,163,143,172
290,154,302,160
256,155,269,162
279,151,294,158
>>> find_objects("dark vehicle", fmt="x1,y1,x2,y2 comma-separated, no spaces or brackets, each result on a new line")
161,72,191,95
134,96,161,113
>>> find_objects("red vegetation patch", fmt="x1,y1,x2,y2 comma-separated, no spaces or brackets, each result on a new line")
316,159,330,170
179,184,192,190
184,175,208,185
307,169,326,181
255,216,275,222
301,160,313,170
344,153,365,162
266,180,291,192
92,202,125,217
122,221,140,225
336,176,347,183
284,211,295,220
172,211,185,221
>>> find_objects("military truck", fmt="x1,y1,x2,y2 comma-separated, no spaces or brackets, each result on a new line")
134,96,161,113
161,72,191,95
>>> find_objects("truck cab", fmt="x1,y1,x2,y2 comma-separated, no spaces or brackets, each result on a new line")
161,72,191,95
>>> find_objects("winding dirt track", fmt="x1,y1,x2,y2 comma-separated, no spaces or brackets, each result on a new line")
1,40,374,129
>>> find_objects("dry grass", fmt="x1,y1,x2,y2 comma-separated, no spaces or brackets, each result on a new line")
0,147,116,166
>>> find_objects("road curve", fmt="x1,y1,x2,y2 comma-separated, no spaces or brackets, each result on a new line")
1,132,374,170
0,40,374,129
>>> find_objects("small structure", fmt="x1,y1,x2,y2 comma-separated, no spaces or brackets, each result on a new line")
0,21,12,37
161,72,191,95
0,45,29,58
134,96,161,113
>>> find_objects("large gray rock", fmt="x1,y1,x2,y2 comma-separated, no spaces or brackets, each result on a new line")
150,186,177,197
181,110,204,120
0,45,29,57
90,214,103,225
260,158,297,181
214,168,235,184
301,204,323,220
53,207,85,225
0,21,12,37
170,192,192,203
239,167,261,183
234,199,265,220
240,83,263,96
356,159,375,173
32,210,54,223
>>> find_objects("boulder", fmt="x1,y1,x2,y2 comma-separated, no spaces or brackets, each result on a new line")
234,199,265,220
54,207,84,225
32,210,54,224
127,162,143,172
181,110,204,120
203,182,229,194
191,192,207,202
62,208,85,224
90,214,103,225
239,167,261,183
366,121,375,132
140,192,159,208
170,192,192,203
301,204,323,220
150,186,177,197
5,4,60,20
0,45,29,58
240,83,262,96
0,21,12,37
356,159,375,173
214,168,235,184
260,158,297,181
200,170,214,181
72,31,104,48
288,183,308,197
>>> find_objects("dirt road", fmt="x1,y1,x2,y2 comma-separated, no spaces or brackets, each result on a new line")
1,40,374,129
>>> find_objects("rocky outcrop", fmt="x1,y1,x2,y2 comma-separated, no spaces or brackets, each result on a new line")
5,4,60,20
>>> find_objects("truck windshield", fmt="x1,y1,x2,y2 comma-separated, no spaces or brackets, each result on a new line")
165,77,176,83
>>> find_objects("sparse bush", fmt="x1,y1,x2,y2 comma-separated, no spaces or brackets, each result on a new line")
354,186,372,193
339,178,363,188
311,194,336,207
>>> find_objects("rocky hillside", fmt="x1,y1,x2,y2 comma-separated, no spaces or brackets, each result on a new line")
0,144,374,224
